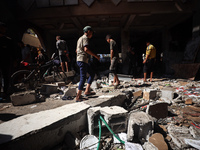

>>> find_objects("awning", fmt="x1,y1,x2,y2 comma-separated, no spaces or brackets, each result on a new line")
22,33,41,48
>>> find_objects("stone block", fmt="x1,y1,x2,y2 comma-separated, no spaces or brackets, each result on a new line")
143,89,157,100
64,87,76,97
161,87,174,100
87,107,101,135
146,102,168,119
10,90,36,106
40,84,58,95
87,106,128,136
100,106,128,136
149,133,168,150
127,111,154,144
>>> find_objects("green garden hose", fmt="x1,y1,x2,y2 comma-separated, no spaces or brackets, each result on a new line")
97,118,102,150
97,115,125,150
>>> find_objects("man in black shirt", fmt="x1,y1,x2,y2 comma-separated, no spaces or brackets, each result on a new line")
56,36,70,72
106,34,120,85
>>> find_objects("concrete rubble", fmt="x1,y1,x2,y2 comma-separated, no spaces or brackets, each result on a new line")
2,72,200,150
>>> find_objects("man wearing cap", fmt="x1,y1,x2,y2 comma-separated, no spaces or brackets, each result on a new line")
75,26,100,102
143,41,156,82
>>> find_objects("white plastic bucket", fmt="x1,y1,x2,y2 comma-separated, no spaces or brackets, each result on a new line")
80,135,98,150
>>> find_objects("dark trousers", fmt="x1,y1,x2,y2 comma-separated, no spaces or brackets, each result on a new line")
143,58,156,73
77,61,95,90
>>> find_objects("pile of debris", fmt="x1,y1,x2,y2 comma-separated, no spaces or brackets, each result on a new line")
8,73,200,150
58,75,200,150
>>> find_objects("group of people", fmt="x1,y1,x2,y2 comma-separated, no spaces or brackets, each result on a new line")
0,21,156,101
72,26,156,102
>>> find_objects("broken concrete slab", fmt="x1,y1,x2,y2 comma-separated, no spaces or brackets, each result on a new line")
84,93,126,107
146,102,168,119
0,102,91,150
127,111,154,144
0,92,127,150
10,90,36,106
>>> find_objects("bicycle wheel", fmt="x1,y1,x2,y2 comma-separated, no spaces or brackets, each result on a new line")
10,70,38,93
52,65,68,83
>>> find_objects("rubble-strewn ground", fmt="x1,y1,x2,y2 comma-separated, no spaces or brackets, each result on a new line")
0,77,200,149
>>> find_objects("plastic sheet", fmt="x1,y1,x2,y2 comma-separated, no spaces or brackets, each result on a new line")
184,138,200,149
125,142,143,150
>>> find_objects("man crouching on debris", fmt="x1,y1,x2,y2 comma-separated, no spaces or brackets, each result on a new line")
143,40,156,82
75,26,100,102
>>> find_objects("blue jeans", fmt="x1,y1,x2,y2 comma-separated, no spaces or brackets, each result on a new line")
77,61,95,90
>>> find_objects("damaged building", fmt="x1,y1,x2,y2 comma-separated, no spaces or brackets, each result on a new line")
0,0,200,78
0,0,200,150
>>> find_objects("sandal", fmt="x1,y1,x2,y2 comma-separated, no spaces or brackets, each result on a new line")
84,91,96,96
76,99,83,102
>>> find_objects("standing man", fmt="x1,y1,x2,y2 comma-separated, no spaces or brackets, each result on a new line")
105,34,120,86
56,36,70,72
76,26,100,102
143,40,156,82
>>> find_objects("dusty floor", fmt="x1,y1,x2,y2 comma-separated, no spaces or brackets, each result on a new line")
0,77,200,149
0,77,199,125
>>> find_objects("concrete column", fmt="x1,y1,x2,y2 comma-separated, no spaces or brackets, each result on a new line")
121,29,130,74
162,28,171,75
192,0,200,38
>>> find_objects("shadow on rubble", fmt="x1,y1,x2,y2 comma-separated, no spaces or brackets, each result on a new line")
0,113,21,122
134,83,151,88
0,134,13,143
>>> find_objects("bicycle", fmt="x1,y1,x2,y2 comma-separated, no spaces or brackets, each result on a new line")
10,56,68,93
